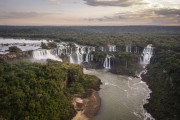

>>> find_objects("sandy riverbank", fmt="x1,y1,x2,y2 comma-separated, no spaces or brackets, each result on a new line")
72,90,101,120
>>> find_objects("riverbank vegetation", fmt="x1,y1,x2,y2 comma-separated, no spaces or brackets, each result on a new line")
0,60,101,120
143,51,180,120
0,26,180,119
90,51,141,76
111,52,140,75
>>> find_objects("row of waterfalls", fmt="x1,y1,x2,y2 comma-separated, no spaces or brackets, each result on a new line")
32,43,154,69
31,42,155,120
0,38,155,120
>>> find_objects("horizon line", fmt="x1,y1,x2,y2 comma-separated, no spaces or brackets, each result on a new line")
0,25,180,27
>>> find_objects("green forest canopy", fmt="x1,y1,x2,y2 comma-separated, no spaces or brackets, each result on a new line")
0,26,179,51
0,60,100,120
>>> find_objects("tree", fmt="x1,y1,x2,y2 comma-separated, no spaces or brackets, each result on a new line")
0,60,100,120
41,42,48,49
9,46,22,53
48,42,57,48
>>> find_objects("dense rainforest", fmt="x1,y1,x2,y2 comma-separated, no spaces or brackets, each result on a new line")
143,51,180,120
0,26,179,51
0,26,180,120
1,26,179,75
0,60,100,120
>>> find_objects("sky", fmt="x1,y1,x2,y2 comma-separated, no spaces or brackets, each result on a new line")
0,0,180,26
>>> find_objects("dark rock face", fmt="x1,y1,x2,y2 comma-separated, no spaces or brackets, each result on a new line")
0,51,31,62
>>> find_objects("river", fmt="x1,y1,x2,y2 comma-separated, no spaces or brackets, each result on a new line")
84,69,154,120
0,38,154,120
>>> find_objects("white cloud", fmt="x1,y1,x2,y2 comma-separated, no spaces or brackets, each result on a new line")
0,12,49,19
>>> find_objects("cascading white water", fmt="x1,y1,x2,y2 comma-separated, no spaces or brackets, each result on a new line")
138,44,155,120
91,54,93,61
69,44,95,64
80,46,86,54
108,45,116,52
140,44,153,67
85,53,90,62
54,43,71,56
77,53,83,64
134,46,138,53
87,47,90,53
32,49,62,61
75,45,84,64
103,55,111,69
92,47,95,52
85,54,94,62
126,45,132,52
69,44,85,64
100,47,104,52
70,55,75,64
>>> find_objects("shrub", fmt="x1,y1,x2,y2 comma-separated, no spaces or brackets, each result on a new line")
9,46,22,53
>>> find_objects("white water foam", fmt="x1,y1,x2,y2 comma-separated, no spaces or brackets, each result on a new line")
103,55,111,69
32,49,62,61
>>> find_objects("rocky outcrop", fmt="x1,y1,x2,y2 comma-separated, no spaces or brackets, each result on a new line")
72,90,101,120
0,51,31,62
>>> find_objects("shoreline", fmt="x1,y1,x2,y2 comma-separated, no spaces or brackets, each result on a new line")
141,73,156,120
72,90,101,120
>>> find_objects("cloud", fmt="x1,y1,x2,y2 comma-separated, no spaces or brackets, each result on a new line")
0,12,49,19
86,15,125,21
83,0,146,7
85,8,180,25
154,9,180,16
153,9,180,24
86,11,142,22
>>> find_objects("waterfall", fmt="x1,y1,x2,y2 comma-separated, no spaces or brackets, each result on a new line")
32,42,95,64
134,46,138,53
76,45,85,64
92,47,95,52
85,53,94,62
100,47,104,52
126,45,132,52
53,47,63,56
108,45,116,52
69,44,85,64
69,53,83,64
85,54,88,62
77,53,83,64
87,46,95,53
85,54,90,62
91,54,93,61
69,55,75,64
55,43,71,55
103,55,111,69
138,44,155,120
32,49,62,61
140,44,154,67
81,46,86,54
